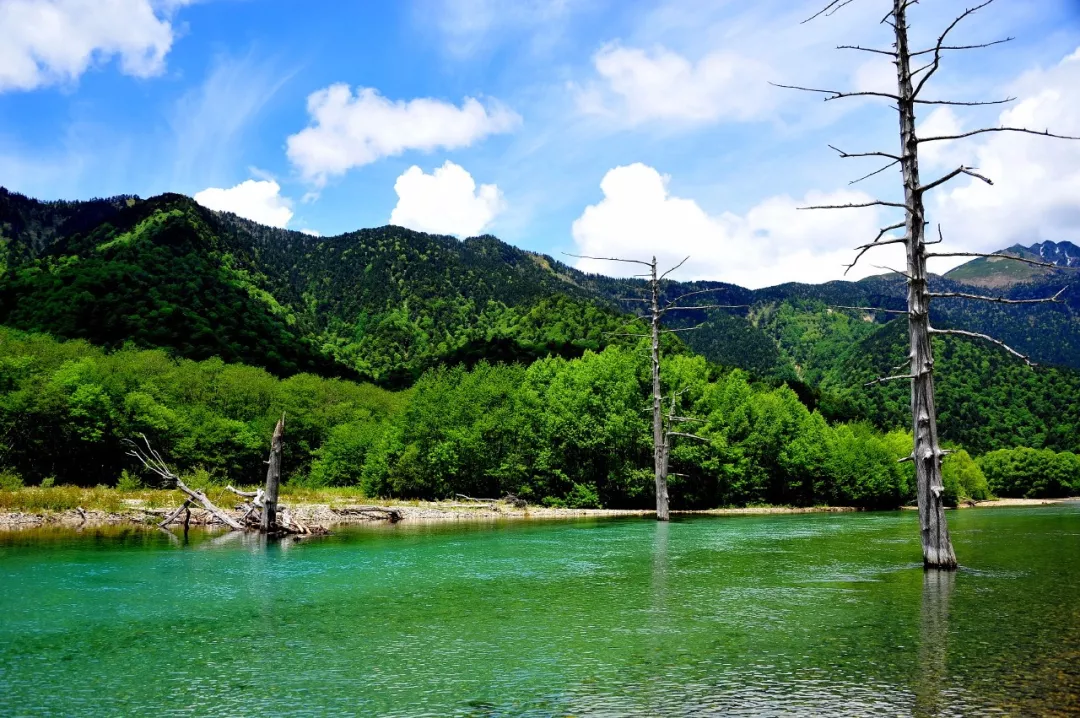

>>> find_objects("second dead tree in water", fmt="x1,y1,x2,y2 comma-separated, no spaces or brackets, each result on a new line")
779,0,1079,568
566,252,745,520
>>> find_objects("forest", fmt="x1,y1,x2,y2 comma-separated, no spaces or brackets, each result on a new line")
0,325,1075,508
1,189,1079,510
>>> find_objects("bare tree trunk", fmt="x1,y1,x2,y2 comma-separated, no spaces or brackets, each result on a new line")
261,414,285,533
649,257,669,521
894,0,957,570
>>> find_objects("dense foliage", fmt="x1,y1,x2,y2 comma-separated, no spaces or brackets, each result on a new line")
0,327,925,509
977,448,1080,499
0,327,402,486
757,304,1080,455
355,346,918,509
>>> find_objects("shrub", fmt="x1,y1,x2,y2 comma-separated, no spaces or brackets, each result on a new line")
0,471,24,491
565,482,601,509
116,470,143,491
942,449,990,505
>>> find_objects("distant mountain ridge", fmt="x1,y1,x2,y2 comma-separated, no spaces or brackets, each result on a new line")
943,240,1080,288
2,186,1078,385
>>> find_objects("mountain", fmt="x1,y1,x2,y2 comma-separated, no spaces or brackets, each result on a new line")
0,188,645,386
944,240,1080,288
2,186,1079,456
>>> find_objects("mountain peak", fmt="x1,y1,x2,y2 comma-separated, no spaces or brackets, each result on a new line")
943,240,1079,288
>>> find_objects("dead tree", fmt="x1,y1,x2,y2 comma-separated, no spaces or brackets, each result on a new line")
566,253,744,520
783,0,1079,568
124,435,245,531
262,414,285,533
660,387,709,495
125,431,323,536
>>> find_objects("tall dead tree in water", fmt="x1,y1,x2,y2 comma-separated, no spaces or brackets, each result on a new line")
261,414,285,533
567,253,743,520
780,0,1078,568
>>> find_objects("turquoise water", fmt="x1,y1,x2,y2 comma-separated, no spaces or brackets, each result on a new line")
1,506,1078,716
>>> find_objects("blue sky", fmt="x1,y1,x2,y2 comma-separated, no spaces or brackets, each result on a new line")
2,0,1079,287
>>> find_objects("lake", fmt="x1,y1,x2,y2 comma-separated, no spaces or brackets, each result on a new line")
1,506,1078,717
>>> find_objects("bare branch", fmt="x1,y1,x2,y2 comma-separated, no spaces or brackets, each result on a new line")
659,326,705,334
929,287,1067,304
866,374,916,386
912,0,997,99
910,38,1013,57
667,432,710,442
828,145,902,162
659,256,690,281
670,416,706,424
830,304,908,315
915,97,1016,107
800,199,908,211
855,236,907,251
770,82,900,102
873,264,913,279
850,159,900,185
663,288,721,309
919,126,1080,144
929,327,1035,366
561,252,652,267
837,44,897,57
918,165,993,194
926,251,1080,271
664,304,749,312
803,0,859,24
844,221,906,275
605,332,650,338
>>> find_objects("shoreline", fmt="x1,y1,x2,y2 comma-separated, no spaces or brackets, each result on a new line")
1,496,1075,532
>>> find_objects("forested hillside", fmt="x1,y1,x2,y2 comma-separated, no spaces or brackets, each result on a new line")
2,186,1078,503
0,189,643,386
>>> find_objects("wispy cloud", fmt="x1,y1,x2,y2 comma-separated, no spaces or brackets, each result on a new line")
167,51,295,192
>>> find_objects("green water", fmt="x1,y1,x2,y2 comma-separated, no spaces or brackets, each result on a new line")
1,507,1078,717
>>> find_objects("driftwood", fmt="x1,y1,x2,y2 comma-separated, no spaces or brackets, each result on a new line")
125,433,322,536
455,493,497,504
127,432,401,535
333,506,403,523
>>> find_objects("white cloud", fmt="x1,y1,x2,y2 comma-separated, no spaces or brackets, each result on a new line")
571,163,900,289
926,47,1080,259
0,0,183,92
298,228,321,237
390,161,503,237
194,180,294,228
577,44,776,124
286,85,521,185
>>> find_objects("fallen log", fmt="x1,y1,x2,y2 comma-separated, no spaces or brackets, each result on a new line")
333,506,403,523
158,499,194,529
175,479,245,530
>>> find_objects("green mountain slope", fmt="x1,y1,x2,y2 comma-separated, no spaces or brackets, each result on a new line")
0,189,643,386
2,186,1078,459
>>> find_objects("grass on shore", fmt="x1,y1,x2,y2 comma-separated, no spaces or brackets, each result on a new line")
0,485,389,514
